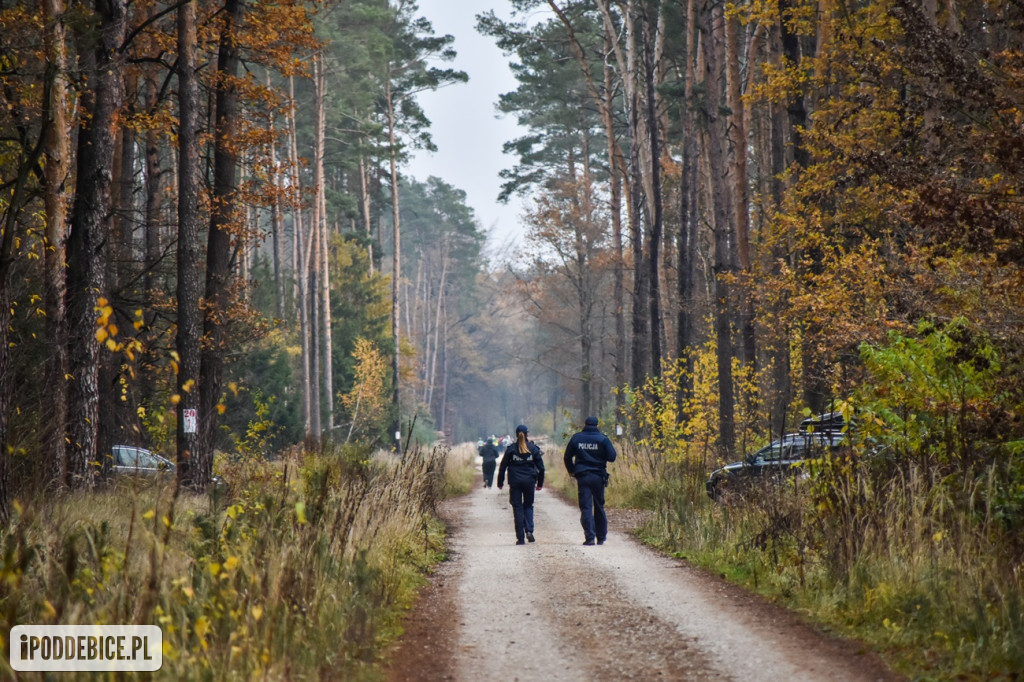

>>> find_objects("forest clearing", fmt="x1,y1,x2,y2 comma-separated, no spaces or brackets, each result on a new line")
1,0,1022,679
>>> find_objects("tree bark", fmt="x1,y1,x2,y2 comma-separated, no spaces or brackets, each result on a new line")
641,2,664,378
43,0,71,488
699,0,737,457
677,0,701,398
266,70,286,321
286,75,313,439
314,53,334,438
65,0,127,486
199,0,244,485
175,0,203,486
386,76,402,456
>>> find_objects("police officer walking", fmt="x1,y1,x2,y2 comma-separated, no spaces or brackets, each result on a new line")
563,416,617,545
497,424,545,545
479,437,499,488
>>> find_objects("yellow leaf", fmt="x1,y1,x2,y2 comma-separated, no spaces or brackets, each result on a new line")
224,556,239,572
216,404,226,415
142,509,155,520
170,394,181,405
251,605,263,622
96,328,109,344
209,563,221,577
295,501,307,524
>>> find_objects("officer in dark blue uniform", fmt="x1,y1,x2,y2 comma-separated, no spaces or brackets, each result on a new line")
497,424,545,545
479,437,500,488
563,416,617,545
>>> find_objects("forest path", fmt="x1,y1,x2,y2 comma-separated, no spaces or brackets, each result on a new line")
383,479,901,681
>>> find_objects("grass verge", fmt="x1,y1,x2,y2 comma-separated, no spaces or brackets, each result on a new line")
0,442,470,680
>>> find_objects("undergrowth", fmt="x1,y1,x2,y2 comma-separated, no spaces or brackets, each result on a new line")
612,319,1024,680
0,442,461,680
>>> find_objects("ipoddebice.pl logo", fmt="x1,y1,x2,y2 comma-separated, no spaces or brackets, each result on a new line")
10,625,162,672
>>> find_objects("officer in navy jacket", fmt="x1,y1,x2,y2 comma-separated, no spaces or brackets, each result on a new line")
479,438,500,488
563,416,617,545
497,424,545,545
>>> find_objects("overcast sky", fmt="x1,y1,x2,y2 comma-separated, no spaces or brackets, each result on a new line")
404,1,532,249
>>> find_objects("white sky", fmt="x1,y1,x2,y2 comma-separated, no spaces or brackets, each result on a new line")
404,0,532,249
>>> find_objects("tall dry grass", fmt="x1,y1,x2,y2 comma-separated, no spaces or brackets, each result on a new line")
0,442,456,680
623,446,1024,679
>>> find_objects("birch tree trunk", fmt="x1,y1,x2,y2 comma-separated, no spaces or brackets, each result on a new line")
386,76,402,456
359,153,374,274
287,76,313,438
314,53,333,438
266,70,286,320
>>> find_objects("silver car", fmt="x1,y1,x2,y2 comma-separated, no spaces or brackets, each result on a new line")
111,445,227,489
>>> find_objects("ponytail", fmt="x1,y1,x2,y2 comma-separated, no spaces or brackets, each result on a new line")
517,431,528,454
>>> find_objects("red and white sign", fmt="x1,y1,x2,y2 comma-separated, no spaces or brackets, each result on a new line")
183,409,198,434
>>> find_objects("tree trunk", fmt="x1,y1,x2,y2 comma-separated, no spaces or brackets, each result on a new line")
43,0,71,488
386,77,402,456
287,76,313,439
726,9,757,372
642,2,664,378
65,0,127,486
314,54,333,438
359,153,375,274
699,0,737,457
266,70,286,321
199,0,244,486
175,0,203,486
677,0,700,401
778,0,826,412
605,34,627,409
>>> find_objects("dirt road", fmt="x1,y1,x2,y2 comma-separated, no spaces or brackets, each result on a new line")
384,483,901,681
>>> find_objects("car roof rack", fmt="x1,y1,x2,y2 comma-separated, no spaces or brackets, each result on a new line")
799,411,848,433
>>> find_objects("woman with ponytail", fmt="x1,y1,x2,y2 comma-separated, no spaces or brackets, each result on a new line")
497,424,545,545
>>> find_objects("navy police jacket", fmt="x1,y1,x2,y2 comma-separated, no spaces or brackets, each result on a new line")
563,425,617,477
479,441,499,462
497,441,545,487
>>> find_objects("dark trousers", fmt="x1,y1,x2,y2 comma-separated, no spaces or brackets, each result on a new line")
509,482,535,541
482,459,496,487
576,471,607,542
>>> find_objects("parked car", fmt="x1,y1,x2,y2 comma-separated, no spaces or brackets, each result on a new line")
705,412,851,501
111,445,227,489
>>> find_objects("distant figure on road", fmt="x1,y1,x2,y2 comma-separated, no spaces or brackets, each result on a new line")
497,424,545,545
479,437,500,488
564,416,618,545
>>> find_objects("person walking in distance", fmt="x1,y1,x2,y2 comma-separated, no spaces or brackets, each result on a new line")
564,416,618,545
479,437,499,488
497,425,545,545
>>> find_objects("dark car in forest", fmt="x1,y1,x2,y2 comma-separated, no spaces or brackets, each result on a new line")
111,445,227,489
705,412,851,501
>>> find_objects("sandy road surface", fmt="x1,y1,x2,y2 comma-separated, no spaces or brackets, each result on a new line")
384,484,900,682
